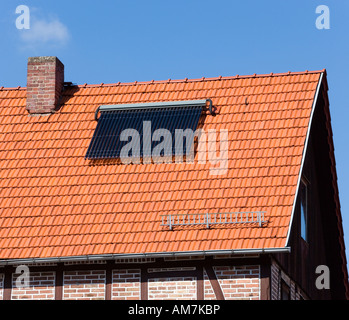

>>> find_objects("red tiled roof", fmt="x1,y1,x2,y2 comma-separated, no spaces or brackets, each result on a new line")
0,70,323,260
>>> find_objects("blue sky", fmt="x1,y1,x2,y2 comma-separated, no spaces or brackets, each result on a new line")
1,1,349,263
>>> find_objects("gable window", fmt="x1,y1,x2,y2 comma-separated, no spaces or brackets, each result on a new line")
300,178,308,242
85,100,211,162
281,280,290,300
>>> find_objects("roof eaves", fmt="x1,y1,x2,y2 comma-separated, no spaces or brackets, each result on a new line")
0,247,291,265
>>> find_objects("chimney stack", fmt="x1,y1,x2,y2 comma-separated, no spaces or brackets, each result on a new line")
26,56,64,114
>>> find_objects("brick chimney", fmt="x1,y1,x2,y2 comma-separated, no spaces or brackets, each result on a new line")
26,56,64,114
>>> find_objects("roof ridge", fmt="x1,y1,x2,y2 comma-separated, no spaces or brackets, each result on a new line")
74,69,325,88
0,86,26,91
0,69,325,91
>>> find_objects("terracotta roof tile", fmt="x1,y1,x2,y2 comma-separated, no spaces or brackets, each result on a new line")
0,71,323,260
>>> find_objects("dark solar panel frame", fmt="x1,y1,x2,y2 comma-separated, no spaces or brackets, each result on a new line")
85,106,203,160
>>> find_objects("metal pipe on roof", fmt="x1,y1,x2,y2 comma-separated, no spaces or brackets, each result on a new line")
94,99,213,121
0,247,291,265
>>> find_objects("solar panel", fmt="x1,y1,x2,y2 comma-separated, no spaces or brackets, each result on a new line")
85,106,203,161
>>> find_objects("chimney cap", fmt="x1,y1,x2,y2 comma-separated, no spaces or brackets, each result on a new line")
28,56,63,63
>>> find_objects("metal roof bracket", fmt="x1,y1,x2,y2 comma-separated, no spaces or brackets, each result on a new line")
94,99,214,121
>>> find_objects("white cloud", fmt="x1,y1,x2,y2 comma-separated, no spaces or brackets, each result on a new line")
19,17,70,46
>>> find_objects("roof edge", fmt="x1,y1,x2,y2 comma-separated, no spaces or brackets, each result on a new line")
0,247,291,266
285,71,324,245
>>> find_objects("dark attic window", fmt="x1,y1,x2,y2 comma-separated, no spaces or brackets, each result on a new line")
85,99,211,163
300,178,308,242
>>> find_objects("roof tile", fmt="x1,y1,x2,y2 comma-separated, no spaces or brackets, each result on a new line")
0,71,323,260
